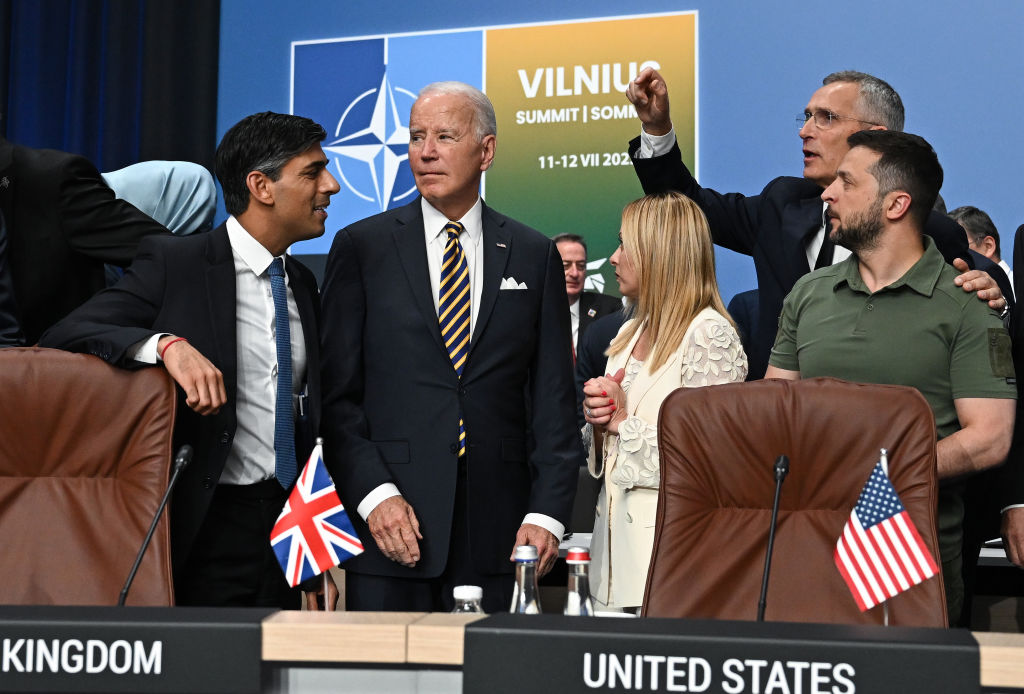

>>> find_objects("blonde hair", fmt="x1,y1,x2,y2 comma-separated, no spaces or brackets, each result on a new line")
606,191,733,372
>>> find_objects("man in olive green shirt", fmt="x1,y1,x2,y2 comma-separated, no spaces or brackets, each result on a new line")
767,130,1015,625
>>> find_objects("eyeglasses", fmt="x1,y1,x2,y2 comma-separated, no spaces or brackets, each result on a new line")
798,109,882,130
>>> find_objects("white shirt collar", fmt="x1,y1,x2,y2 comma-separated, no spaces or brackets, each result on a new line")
226,215,283,276
421,197,483,244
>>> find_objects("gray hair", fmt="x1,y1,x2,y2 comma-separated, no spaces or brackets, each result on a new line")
418,81,497,140
823,71,904,132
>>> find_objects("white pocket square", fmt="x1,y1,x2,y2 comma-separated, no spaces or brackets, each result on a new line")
500,277,528,290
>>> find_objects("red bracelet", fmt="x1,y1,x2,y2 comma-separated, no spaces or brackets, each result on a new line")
159,337,188,361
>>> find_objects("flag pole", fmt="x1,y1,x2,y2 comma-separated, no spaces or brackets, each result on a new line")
880,448,890,627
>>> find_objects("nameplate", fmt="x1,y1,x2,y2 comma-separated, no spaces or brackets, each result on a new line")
464,614,979,693
0,606,271,693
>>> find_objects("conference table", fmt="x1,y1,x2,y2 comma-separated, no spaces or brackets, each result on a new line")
1,606,1022,693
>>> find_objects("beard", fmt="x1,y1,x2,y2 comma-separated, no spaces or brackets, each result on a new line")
827,197,885,254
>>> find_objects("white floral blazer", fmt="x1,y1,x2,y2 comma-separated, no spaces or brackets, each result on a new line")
587,307,747,608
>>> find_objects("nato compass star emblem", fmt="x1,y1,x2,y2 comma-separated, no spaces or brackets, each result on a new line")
325,74,417,211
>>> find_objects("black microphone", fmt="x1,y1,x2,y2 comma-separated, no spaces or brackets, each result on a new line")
118,444,193,606
757,454,789,622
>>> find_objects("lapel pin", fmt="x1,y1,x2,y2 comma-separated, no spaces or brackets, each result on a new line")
587,308,597,317
0,177,8,189
496,242,507,248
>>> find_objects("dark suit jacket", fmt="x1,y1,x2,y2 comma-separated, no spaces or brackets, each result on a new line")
39,225,322,579
629,139,974,379
576,291,622,353
320,198,582,579
0,138,168,344
574,310,626,429
0,210,23,346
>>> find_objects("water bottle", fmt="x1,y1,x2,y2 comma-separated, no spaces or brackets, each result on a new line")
509,544,542,614
451,585,485,613
563,547,595,616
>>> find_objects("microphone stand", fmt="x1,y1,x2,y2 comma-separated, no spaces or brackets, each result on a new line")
757,454,789,622
117,445,193,606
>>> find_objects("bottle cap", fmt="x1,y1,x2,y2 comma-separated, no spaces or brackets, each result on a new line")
453,585,483,601
565,547,591,564
513,544,539,562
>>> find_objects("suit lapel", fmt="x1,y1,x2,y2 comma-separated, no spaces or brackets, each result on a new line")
204,226,238,388
469,203,511,351
392,201,447,355
0,142,13,226
780,195,825,283
287,260,319,395
607,319,681,417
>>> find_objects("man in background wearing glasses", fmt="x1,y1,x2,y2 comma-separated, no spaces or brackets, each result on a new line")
624,69,1007,382
624,69,1021,622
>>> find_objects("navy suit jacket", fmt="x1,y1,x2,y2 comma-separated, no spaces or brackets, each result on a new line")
0,138,168,344
0,210,23,346
320,198,582,579
577,290,622,353
39,225,322,579
630,138,975,378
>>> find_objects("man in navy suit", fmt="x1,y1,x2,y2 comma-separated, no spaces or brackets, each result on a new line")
625,69,1007,379
41,112,339,609
552,232,622,357
320,82,582,613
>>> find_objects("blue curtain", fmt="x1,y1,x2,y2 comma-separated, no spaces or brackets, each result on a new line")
0,0,219,171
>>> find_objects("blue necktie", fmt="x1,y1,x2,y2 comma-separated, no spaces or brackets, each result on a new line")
438,222,470,457
268,258,297,488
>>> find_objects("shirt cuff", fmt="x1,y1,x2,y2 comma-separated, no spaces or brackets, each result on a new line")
1001,504,1024,514
357,483,401,521
522,513,565,541
637,127,677,159
132,333,167,364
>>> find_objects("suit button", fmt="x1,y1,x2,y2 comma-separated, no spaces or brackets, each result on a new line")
220,430,232,444
625,512,633,524
449,443,458,454
202,476,213,489
459,387,467,397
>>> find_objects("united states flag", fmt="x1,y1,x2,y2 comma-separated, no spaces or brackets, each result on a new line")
834,458,938,611
270,442,363,587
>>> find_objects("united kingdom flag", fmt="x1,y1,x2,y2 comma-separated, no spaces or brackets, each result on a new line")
270,441,363,587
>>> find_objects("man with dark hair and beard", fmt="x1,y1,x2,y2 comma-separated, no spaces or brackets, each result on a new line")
765,130,1016,625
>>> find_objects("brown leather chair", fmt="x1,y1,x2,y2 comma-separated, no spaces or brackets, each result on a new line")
0,347,176,605
644,377,946,627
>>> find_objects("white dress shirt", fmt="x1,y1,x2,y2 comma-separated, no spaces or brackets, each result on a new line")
569,297,580,352
357,197,564,541
638,128,851,270
133,215,306,485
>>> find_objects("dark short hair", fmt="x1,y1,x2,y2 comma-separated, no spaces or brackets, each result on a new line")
949,205,1001,256
552,233,587,254
823,71,904,131
215,112,327,216
846,130,942,228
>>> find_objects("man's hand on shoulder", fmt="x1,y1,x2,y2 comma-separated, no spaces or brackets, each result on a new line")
510,523,560,578
367,495,422,568
159,336,226,415
952,259,1007,311
626,67,672,137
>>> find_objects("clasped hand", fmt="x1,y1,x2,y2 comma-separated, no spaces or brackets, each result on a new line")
583,368,627,434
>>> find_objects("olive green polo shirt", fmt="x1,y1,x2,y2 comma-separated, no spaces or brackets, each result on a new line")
769,236,1015,616
770,236,1015,439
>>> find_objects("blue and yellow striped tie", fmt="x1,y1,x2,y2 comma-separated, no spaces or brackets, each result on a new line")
438,222,470,457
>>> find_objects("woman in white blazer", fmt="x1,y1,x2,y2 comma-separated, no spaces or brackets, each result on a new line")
583,191,748,611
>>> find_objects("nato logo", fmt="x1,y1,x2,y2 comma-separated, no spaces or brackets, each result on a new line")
292,31,483,254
